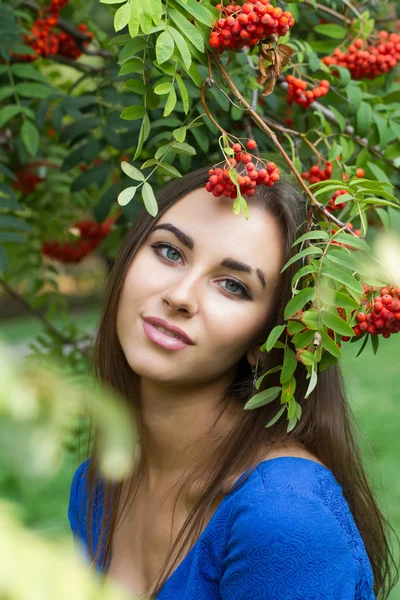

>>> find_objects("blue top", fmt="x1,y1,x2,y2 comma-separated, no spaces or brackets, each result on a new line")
68,456,375,599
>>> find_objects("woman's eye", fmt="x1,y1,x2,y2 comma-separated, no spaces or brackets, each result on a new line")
220,279,251,299
151,242,183,263
150,242,251,299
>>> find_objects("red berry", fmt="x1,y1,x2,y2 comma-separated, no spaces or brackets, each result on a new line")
246,139,257,150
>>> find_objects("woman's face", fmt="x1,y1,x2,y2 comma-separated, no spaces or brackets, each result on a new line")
116,186,285,385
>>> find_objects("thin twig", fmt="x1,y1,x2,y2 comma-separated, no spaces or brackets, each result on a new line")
302,0,352,24
0,278,90,358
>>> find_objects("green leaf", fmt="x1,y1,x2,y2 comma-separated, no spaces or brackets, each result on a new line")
319,288,360,309
118,57,144,75
305,364,318,398
11,63,48,83
356,102,372,138
243,386,282,410
118,38,150,63
0,215,31,230
346,83,362,111
331,232,370,251
265,406,286,428
292,230,329,246
128,0,139,36
314,24,347,39
121,161,145,181
158,162,182,178
261,324,286,353
0,105,21,127
320,329,343,358
142,182,158,216
355,333,369,358
291,328,315,349
175,73,189,114
366,162,392,186
20,120,39,156
15,82,52,99
175,0,213,25
281,376,296,405
114,2,131,31
155,143,173,160
118,185,138,206
321,265,364,294
281,246,323,273
328,104,346,132
0,231,26,243
302,310,319,330
172,141,196,155
280,347,297,384
154,82,173,95
254,365,282,391
167,26,192,70
189,124,209,152
284,287,316,319
150,0,163,25
120,105,146,120
124,79,147,94
173,126,187,142
291,264,318,287
371,334,379,355
164,86,177,117
329,64,351,86
168,9,204,52
320,310,354,337
325,249,358,272
0,87,13,102
0,246,8,274
100,0,126,3
156,30,175,64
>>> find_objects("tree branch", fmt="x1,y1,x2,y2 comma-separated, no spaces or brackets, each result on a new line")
302,0,352,24
0,278,90,359
47,54,107,73
57,18,112,58
205,54,358,236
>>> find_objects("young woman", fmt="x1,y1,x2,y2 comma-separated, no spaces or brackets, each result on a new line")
68,166,398,600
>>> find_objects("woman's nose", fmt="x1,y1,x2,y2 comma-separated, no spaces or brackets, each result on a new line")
160,274,199,315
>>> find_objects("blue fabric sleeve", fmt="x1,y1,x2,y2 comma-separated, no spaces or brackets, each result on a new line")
68,459,90,559
220,487,359,599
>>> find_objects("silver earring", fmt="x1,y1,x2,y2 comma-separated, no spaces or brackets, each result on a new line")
251,357,263,387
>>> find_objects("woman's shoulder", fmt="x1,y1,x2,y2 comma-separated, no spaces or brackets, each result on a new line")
220,457,375,599
230,454,347,531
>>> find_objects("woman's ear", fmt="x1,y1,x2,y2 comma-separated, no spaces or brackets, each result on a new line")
246,342,265,368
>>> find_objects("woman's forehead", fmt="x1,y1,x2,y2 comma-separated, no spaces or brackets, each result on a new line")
161,186,279,241
155,186,284,276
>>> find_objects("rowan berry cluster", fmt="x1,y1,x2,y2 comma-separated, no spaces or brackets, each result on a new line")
301,162,332,184
17,0,93,61
11,164,46,196
206,140,280,198
286,76,330,108
352,285,400,338
322,32,400,80
209,0,295,53
41,216,117,263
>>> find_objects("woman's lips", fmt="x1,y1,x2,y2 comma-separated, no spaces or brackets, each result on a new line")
143,320,191,350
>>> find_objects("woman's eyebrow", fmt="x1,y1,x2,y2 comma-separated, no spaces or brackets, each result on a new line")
151,222,266,289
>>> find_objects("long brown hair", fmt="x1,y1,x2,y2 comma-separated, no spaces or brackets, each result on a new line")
79,166,399,599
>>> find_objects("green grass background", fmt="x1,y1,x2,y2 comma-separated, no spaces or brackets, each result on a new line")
1,310,399,597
